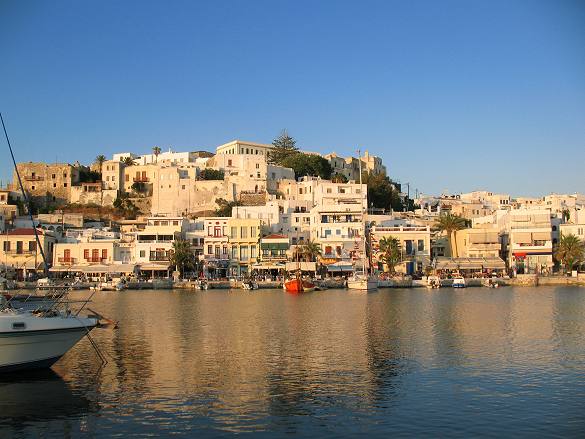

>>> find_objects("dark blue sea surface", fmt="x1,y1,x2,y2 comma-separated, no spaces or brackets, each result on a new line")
1,286,585,438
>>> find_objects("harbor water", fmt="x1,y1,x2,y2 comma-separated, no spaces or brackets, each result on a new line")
1,286,585,437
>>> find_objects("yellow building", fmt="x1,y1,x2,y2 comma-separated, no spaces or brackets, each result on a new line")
227,218,263,276
0,228,56,280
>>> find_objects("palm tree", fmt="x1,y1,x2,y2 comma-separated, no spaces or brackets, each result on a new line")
122,156,135,166
554,233,585,273
95,154,106,171
169,239,195,278
378,236,401,273
434,213,468,257
300,239,322,262
152,146,161,163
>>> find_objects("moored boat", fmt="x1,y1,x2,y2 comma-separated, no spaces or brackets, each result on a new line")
347,274,378,291
426,275,441,289
283,278,315,293
0,297,98,373
452,276,466,288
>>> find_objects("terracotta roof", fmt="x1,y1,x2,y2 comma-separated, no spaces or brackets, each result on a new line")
262,234,288,240
4,228,44,236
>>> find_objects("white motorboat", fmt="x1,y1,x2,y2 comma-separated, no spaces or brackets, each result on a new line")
193,279,209,290
347,274,378,291
242,280,259,290
90,278,126,292
452,276,466,288
426,275,441,289
0,298,98,373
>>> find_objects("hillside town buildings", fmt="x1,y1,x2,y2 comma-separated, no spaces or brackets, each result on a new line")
2,138,584,281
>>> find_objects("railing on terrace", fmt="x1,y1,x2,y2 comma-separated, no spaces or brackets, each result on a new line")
85,257,107,263
5,250,36,255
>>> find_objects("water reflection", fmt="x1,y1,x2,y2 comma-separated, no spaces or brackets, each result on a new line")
0,369,93,434
3,287,585,437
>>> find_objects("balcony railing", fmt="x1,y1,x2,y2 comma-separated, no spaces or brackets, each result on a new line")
149,256,169,262
58,257,77,264
4,250,36,255
133,177,150,182
85,257,107,263
24,176,44,181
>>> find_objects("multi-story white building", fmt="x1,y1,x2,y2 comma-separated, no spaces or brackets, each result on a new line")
371,222,431,273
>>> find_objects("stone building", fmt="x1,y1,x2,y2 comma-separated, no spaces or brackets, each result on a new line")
13,163,80,207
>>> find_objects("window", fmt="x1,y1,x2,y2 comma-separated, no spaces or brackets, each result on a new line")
215,246,220,257
84,249,90,259
173,221,179,226
222,245,228,256
92,249,99,261
102,249,107,260
327,188,332,193
28,241,36,252
250,226,256,237
240,246,248,261
3,241,10,251
53,183,57,188
63,183,67,187
240,227,247,239
418,240,424,251
31,185,35,190
251,245,257,258
231,227,237,238
16,241,23,254
208,245,212,255
125,175,129,182
228,159,232,166
52,174,56,179
256,163,260,169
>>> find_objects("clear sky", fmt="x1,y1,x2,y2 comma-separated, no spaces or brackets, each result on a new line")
1,0,584,197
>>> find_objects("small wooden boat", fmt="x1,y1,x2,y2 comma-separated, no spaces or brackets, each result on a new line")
284,278,315,293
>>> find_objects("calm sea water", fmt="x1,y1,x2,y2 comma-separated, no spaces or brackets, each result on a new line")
1,286,585,438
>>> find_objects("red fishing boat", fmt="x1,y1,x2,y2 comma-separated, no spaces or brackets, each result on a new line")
283,277,315,294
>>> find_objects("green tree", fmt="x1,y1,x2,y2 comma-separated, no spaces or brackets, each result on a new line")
200,169,225,180
554,233,585,273
169,239,196,277
434,213,468,257
268,129,298,164
378,236,401,274
152,146,161,163
331,172,348,183
95,155,106,171
362,171,403,212
300,239,322,262
214,198,242,217
113,193,139,219
562,209,571,222
280,153,332,179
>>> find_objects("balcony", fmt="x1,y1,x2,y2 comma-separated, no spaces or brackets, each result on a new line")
133,177,150,182
58,257,77,264
5,250,36,255
150,255,169,262
24,175,44,181
85,257,107,263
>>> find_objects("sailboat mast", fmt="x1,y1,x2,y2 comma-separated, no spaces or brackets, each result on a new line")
357,149,366,276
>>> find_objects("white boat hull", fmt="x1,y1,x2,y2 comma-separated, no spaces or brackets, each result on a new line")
347,278,378,291
0,315,96,373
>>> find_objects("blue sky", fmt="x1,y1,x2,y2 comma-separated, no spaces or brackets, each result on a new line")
1,0,584,196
